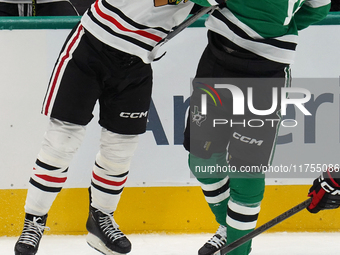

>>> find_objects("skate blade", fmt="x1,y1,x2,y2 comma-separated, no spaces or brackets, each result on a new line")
86,233,124,255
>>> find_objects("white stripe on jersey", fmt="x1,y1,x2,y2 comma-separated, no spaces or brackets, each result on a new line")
219,7,294,44
81,0,194,63
91,1,167,45
206,12,297,64
207,0,218,5
219,8,264,39
42,24,84,116
275,34,299,44
304,0,331,8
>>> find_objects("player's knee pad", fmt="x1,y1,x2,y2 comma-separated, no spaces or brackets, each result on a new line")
36,118,86,173
95,128,139,176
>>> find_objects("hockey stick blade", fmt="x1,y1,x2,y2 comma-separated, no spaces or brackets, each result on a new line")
149,5,218,60
214,197,312,255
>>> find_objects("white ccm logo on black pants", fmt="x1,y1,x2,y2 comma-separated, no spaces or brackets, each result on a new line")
119,111,148,118
232,132,263,146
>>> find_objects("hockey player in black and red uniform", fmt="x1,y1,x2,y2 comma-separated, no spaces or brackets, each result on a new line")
13,1,225,255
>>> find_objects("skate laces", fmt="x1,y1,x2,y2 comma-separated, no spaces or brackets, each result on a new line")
18,217,50,247
206,225,227,248
98,210,125,241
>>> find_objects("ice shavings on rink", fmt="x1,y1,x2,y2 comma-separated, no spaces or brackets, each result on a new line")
1,232,340,255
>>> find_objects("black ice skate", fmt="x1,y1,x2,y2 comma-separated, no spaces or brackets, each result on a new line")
198,225,227,255
86,206,131,254
14,213,48,255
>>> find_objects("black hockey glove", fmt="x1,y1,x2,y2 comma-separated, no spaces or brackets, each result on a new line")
307,168,340,213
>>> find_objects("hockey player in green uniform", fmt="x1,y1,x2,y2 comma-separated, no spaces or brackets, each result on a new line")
183,0,331,255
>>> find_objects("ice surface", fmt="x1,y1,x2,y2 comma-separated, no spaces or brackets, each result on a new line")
1,232,340,254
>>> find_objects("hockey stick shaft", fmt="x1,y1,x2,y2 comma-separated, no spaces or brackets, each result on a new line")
214,197,312,255
161,5,218,43
149,5,218,59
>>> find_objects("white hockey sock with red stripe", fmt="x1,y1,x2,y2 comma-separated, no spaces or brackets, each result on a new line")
24,118,85,216
90,129,139,213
